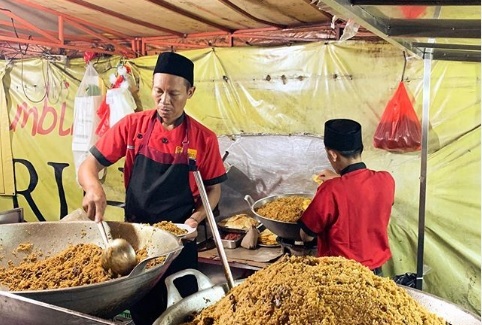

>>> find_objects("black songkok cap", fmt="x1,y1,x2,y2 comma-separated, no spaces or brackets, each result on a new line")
153,52,194,86
324,119,363,152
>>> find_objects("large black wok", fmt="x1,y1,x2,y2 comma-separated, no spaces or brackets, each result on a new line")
244,193,313,241
0,221,183,319
155,271,481,325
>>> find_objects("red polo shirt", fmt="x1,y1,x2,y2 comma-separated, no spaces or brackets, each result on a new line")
90,110,227,196
299,165,395,269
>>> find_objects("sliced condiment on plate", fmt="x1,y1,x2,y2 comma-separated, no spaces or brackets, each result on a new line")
258,228,279,247
217,214,260,231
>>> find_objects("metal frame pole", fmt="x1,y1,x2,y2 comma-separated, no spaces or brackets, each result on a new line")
416,50,432,290
191,168,235,290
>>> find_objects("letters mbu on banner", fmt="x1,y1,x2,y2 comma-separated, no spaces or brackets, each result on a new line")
1,60,125,222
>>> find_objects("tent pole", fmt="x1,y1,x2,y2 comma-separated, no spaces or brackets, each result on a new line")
416,51,432,290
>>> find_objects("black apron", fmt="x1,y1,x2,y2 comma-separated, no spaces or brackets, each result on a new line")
124,112,194,223
125,112,198,325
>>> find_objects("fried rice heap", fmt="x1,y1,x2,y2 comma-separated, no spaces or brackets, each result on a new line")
183,256,448,325
0,243,156,291
0,243,114,290
255,196,311,223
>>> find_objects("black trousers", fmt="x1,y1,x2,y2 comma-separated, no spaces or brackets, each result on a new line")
130,240,198,325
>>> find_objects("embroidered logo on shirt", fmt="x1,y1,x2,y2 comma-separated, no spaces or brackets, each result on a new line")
175,146,197,160
188,148,197,160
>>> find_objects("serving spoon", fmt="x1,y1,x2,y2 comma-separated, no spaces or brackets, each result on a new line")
96,221,137,276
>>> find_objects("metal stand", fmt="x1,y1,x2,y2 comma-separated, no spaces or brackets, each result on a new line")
190,161,235,290
416,51,432,290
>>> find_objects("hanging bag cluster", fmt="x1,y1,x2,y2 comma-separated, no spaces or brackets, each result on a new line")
96,63,137,137
72,61,103,179
373,81,422,153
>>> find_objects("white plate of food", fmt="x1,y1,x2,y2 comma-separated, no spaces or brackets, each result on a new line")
153,221,196,238
173,223,197,238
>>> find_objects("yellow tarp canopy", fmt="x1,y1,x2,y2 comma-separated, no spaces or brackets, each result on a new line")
0,41,479,314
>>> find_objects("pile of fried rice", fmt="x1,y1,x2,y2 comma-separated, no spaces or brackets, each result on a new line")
255,196,311,223
183,255,448,325
0,243,158,291
0,244,114,290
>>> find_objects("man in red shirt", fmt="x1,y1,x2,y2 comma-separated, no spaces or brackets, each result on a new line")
299,119,395,274
78,52,227,324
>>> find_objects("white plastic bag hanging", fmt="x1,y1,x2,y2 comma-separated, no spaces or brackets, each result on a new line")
96,63,137,135
339,19,360,42
106,87,136,127
72,62,103,180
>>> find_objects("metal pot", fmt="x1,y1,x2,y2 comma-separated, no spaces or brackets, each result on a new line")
155,273,481,325
244,193,313,241
154,269,243,325
0,221,183,319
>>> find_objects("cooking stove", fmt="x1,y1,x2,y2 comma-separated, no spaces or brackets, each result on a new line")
277,237,317,256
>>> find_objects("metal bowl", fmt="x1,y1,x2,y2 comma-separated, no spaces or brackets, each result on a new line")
155,276,481,325
0,221,183,319
244,193,313,241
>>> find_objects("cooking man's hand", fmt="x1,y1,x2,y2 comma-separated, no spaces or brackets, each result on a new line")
185,214,201,229
300,228,315,242
317,169,340,183
78,154,107,223
184,216,199,240
82,186,106,222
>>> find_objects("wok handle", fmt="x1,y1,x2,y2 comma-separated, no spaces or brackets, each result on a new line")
164,269,214,308
222,151,229,162
244,195,255,207
128,246,183,277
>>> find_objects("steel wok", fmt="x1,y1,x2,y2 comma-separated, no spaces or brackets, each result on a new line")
244,193,313,241
0,221,183,319
155,271,481,325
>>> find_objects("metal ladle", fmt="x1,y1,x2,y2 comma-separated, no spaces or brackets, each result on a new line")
96,221,137,276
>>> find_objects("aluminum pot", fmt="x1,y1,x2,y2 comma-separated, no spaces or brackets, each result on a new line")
155,271,481,325
154,269,243,325
244,193,313,241
0,221,183,319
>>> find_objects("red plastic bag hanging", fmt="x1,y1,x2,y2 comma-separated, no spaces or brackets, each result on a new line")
373,81,421,153
95,96,110,137
399,6,427,19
